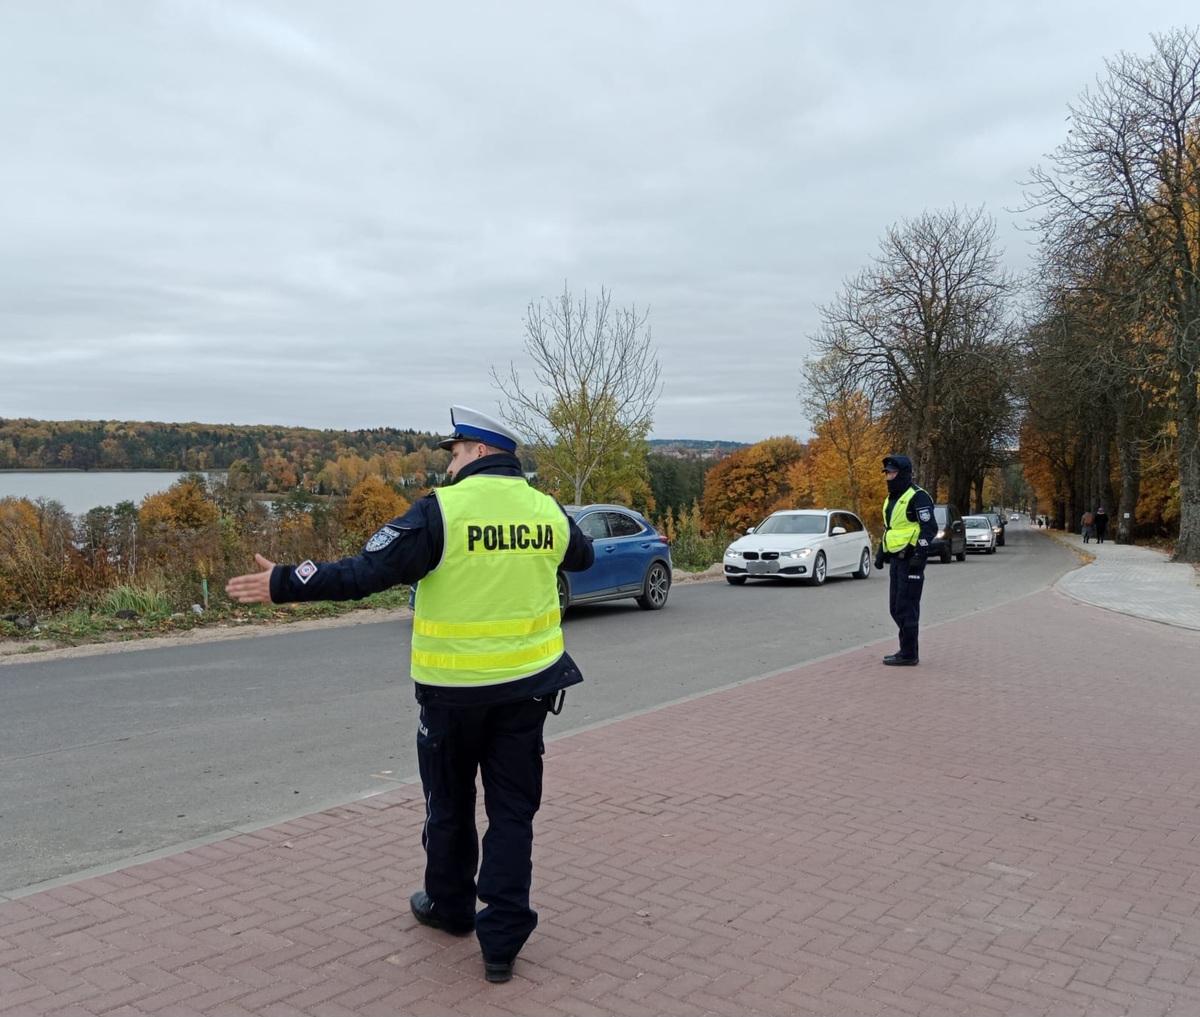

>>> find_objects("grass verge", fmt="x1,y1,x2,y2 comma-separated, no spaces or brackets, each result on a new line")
0,587,413,650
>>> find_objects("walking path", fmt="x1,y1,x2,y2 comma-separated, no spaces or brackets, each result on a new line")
1051,529,1200,630
3,534,1200,1015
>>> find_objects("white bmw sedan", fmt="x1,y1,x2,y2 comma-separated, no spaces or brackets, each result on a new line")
723,509,874,587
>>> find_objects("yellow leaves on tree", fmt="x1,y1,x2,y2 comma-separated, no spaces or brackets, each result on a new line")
804,404,890,528
0,495,38,536
138,477,222,582
0,497,42,609
317,454,372,496
0,496,80,612
1018,418,1067,516
139,479,220,531
1136,442,1181,532
701,437,809,534
262,453,298,492
340,476,410,546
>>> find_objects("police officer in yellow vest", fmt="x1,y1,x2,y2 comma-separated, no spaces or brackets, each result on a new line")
872,454,937,666
225,405,594,983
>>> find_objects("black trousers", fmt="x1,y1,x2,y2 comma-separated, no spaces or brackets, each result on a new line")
416,696,551,963
888,559,925,660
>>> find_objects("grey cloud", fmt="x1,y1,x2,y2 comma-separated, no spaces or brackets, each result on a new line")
2,0,1197,442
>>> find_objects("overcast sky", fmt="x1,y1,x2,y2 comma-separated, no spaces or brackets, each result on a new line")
2,2,1196,443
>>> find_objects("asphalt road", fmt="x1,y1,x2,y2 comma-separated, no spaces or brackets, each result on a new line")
0,520,1074,896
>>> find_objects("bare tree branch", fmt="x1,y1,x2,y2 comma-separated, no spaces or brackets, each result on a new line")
492,283,662,504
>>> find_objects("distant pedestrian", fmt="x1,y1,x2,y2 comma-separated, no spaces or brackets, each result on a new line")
1094,506,1109,543
1081,511,1095,544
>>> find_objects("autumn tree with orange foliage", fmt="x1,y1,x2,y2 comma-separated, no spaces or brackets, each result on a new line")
802,353,890,525
701,436,809,534
1018,416,1073,526
339,476,410,549
0,496,83,611
139,478,221,531
138,475,225,597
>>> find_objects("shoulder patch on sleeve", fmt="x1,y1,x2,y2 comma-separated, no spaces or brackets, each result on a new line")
365,525,403,552
917,508,932,523
295,559,318,584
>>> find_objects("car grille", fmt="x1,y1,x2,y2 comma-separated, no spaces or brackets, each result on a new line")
741,551,779,561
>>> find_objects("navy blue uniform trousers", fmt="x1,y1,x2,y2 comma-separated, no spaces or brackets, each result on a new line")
888,559,925,660
416,696,551,963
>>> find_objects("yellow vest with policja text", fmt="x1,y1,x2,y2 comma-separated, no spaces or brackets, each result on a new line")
410,477,570,687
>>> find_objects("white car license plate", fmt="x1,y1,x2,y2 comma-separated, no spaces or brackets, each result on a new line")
747,560,779,575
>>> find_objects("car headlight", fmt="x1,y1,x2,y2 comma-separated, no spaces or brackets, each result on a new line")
782,547,814,559
724,548,743,560
935,528,946,539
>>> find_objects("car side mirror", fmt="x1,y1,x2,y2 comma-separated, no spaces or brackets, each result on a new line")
831,526,846,535
745,526,756,534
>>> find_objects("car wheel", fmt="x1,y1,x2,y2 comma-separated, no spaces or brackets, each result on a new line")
987,546,997,554
940,544,951,564
852,548,871,579
726,575,747,586
998,537,1005,547
557,573,569,618
636,561,670,610
807,551,827,586
955,548,966,562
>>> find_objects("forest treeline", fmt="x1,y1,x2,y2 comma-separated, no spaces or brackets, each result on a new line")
0,418,456,491
0,419,729,499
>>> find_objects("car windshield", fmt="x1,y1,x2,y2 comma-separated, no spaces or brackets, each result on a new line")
754,514,826,535
963,517,989,527
934,506,948,525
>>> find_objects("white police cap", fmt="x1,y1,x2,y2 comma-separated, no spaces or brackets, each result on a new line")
437,405,522,453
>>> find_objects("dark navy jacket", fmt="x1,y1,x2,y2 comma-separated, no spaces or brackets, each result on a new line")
882,456,938,561
268,453,594,706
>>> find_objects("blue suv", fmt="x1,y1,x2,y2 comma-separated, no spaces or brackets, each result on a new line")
560,504,672,616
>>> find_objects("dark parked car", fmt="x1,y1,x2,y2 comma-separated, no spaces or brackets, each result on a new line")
559,504,672,615
982,511,1007,547
930,504,967,562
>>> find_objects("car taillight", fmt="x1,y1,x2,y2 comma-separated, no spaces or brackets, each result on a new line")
656,531,670,545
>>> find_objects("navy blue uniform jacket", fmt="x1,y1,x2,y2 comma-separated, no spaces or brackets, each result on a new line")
267,453,595,707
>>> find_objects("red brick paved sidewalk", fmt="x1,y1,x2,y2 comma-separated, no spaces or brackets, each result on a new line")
3,587,1200,1016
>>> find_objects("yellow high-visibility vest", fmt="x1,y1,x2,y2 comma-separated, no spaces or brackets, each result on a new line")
881,486,925,553
410,477,569,687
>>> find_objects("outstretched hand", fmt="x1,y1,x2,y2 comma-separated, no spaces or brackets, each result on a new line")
225,553,277,604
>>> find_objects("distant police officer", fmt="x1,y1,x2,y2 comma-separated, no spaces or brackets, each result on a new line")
873,454,937,666
225,405,594,984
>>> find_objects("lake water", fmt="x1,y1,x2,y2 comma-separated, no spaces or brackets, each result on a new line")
0,471,226,517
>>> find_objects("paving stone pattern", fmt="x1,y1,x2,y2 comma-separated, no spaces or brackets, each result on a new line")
2,588,1199,1015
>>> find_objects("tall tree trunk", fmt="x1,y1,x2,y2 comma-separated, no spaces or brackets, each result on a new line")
1072,455,1089,535
1095,426,1116,524
1116,439,1140,544
1114,394,1140,545
1176,387,1200,561
1175,308,1200,562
